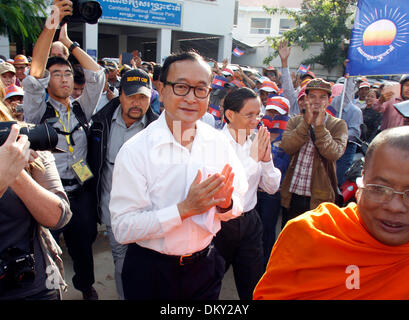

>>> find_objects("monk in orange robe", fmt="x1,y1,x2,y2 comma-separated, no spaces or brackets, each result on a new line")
253,126,409,300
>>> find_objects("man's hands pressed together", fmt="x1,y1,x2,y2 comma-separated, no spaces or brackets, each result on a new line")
178,164,235,219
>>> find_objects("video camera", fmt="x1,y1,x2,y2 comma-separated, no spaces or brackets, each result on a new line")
61,0,102,25
0,121,59,152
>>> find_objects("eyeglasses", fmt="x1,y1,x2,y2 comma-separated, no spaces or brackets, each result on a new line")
361,184,409,207
237,112,261,121
164,81,211,99
51,71,73,79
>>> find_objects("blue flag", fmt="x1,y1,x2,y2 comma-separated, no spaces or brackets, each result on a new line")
346,0,409,76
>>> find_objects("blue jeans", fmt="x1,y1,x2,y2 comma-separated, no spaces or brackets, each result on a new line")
336,142,357,186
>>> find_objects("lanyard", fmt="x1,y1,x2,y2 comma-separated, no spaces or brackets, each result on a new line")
54,107,74,153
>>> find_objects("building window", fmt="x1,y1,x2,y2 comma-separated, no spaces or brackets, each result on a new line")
250,18,271,34
279,18,296,35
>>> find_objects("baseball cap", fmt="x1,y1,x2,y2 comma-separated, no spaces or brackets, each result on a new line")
13,54,29,65
4,84,24,101
305,78,332,95
300,70,315,80
359,81,370,89
222,68,234,77
0,62,16,75
120,69,152,98
105,60,118,70
265,96,290,115
260,80,278,93
256,76,270,83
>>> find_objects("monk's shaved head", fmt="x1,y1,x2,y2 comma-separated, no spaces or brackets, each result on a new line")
364,126,409,171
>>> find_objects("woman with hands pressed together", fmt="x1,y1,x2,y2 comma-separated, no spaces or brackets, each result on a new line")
213,87,281,300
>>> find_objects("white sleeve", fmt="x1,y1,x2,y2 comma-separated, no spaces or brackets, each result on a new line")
109,144,183,244
258,160,281,195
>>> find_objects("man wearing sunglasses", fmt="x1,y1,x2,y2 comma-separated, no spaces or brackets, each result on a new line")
109,51,248,300
254,126,409,299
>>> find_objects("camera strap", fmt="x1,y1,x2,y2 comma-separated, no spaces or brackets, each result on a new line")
41,101,90,152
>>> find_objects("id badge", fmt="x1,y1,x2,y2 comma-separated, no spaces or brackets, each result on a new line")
71,159,94,185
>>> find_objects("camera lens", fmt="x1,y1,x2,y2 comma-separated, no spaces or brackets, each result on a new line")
20,123,59,151
79,1,102,24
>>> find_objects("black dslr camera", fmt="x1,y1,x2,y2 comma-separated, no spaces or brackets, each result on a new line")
61,0,102,24
0,121,59,151
0,247,35,293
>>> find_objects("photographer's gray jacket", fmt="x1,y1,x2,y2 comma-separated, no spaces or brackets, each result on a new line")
22,68,105,191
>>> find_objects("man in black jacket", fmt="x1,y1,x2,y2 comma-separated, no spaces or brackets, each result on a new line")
87,68,158,299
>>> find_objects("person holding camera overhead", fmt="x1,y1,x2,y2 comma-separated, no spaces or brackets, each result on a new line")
23,0,105,300
0,103,72,300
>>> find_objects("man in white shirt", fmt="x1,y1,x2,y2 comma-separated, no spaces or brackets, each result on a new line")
109,51,248,300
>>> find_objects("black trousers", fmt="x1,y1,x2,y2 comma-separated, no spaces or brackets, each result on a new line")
256,191,281,268
213,208,264,300
281,193,311,229
122,243,225,300
52,187,98,292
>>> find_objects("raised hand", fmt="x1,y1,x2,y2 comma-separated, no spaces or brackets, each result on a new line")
278,39,291,67
251,126,271,162
213,164,235,209
303,100,314,125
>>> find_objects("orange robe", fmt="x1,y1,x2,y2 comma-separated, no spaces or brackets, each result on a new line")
253,202,409,300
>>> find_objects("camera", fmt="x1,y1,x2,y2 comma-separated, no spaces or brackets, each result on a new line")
0,247,35,293
0,121,59,151
61,0,102,25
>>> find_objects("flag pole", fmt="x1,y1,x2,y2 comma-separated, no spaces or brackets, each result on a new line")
338,76,348,119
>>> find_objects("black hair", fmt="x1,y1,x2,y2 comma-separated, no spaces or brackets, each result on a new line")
223,87,258,124
142,62,153,73
368,88,380,99
159,51,210,83
46,56,73,72
153,64,161,81
120,65,132,78
73,66,85,85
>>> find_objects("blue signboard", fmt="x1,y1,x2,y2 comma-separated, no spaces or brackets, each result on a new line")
98,0,182,28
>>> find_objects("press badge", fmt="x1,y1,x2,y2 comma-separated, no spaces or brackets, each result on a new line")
71,159,93,185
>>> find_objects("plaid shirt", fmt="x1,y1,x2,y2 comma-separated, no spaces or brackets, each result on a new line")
289,139,315,196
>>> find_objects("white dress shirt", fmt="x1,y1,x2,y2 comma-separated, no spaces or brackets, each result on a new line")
222,126,281,212
109,112,248,256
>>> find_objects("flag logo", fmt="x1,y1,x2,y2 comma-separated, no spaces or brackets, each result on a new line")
232,47,245,57
347,0,409,76
350,2,409,62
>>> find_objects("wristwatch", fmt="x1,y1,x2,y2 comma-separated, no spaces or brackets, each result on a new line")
69,41,80,53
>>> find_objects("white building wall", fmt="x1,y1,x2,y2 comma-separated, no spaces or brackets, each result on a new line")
232,4,343,79
182,0,235,36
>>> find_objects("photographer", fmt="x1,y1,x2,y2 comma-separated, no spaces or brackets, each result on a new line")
0,104,72,300
22,0,105,299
